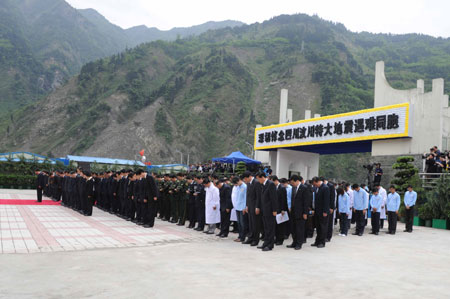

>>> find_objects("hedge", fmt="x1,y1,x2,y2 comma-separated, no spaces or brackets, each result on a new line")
0,174,36,189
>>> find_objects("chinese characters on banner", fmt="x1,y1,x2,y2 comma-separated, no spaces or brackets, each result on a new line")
255,103,410,150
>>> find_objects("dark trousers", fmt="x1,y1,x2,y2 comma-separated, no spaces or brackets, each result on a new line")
405,206,414,232
388,211,398,233
380,218,385,229
326,212,334,240
291,217,305,247
236,211,248,241
143,201,156,227
86,197,93,216
314,213,328,245
371,211,380,233
276,221,287,244
219,210,231,236
355,210,365,235
262,215,276,249
37,188,43,202
339,213,348,235
306,215,314,239
248,211,262,244
195,199,205,229
187,197,196,227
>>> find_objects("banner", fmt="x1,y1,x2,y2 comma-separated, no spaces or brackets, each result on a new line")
254,103,411,150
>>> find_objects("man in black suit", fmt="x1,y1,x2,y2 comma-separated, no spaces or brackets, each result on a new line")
84,171,95,216
324,178,336,242
311,177,330,248
142,171,159,228
36,171,46,203
271,176,288,246
242,171,262,246
255,172,278,251
217,179,233,238
287,175,312,250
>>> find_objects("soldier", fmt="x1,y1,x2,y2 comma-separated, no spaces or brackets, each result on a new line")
186,175,197,228
193,175,205,231
161,174,171,221
176,173,188,226
168,174,178,223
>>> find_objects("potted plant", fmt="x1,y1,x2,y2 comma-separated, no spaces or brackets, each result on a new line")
413,204,425,226
418,203,433,227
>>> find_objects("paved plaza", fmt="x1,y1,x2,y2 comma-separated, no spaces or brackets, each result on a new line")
0,189,449,298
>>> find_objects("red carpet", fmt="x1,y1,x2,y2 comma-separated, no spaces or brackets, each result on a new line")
0,199,61,205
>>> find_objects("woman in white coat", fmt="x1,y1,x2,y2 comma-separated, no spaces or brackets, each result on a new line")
204,179,221,234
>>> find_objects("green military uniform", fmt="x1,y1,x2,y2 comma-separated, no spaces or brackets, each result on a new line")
176,178,189,226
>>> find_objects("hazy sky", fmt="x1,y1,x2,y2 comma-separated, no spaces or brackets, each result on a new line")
66,0,450,37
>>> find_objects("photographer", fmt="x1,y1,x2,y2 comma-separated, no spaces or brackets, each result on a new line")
374,163,383,185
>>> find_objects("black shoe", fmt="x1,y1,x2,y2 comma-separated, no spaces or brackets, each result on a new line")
385,231,391,234
250,242,259,247
403,230,408,232
325,239,330,242
257,246,264,249
220,235,228,238
352,233,359,235
369,232,375,234
286,244,295,248
242,240,252,245
294,246,302,250
358,233,363,236
216,233,223,237
143,224,151,228
275,242,283,246
408,230,412,233
375,232,379,235
176,223,184,226
262,247,272,252
317,244,325,248
311,243,318,247
206,231,214,235
194,227,202,231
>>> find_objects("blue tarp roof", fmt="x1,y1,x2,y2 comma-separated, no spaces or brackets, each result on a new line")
66,155,145,166
212,151,261,164
148,164,188,168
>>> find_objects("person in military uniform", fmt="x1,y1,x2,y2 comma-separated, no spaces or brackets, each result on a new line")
169,174,178,223
186,175,197,228
194,175,205,231
176,173,188,226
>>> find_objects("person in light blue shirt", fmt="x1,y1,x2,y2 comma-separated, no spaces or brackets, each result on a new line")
386,185,401,234
352,184,369,236
404,185,418,233
337,188,350,236
370,189,383,235
281,178,292,240
232,177,248,242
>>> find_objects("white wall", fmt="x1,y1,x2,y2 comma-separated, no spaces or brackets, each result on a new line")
372,61,450,156
274,149,319,180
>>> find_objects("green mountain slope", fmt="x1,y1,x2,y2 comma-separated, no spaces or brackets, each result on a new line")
2,14,450,183
0,0,245,117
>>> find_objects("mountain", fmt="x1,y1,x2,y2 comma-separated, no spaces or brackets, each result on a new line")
124,20,246,47
2,13,450,182
0,0,245,117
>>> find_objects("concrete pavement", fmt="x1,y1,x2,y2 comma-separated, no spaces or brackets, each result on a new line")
1,189,449,298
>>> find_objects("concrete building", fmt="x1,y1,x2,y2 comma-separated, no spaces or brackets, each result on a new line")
254,61,450,180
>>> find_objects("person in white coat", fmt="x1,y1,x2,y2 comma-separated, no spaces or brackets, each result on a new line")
345,183,354,230
204,179,221,234
375,184,387,229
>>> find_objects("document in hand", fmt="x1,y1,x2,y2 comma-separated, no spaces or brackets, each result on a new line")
230,208,237,221
276,213,289,224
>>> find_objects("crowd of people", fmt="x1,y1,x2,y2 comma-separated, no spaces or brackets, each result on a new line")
36,167,418,252
424,145,449,174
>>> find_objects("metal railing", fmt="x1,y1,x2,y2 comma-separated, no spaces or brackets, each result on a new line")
419,172,449,189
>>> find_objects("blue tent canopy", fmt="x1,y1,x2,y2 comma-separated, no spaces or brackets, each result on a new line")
212,151,261,164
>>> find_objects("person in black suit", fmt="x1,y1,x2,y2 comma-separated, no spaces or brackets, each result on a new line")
36,171,46,203
84,171,95,216
311,177,330,248
324,179,336,242
255,172,278,251
287,175,312,250
142,171,158,228
242,171,262,246
217,179,233,238
271,176,288,246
